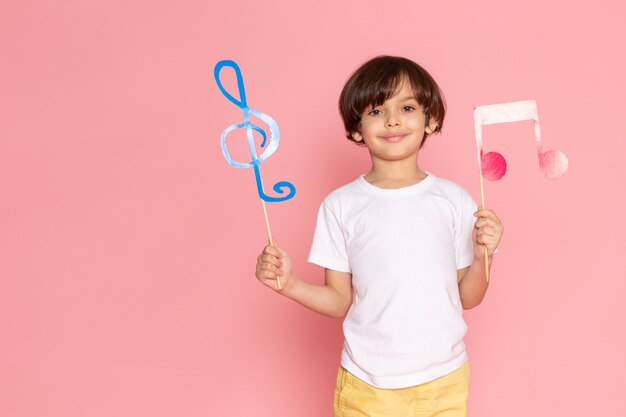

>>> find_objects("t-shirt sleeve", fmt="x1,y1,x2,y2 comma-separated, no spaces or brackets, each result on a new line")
455,188,478,269
307,201,351,273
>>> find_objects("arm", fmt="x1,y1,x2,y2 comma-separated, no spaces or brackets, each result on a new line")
256,244,353,318
457,255,491,309
458,208,503,310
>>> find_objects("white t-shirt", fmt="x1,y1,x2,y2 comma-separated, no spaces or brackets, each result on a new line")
308,173,477,389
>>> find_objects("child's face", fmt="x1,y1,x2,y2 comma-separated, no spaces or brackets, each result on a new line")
352,79,436,164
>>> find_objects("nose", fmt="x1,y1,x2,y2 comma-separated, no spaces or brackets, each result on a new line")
386,111,401,127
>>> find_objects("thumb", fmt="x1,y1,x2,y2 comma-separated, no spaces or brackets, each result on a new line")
268,236,278,247
270,238,288,257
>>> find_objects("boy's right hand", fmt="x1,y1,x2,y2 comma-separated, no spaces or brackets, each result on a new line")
255,242,292,291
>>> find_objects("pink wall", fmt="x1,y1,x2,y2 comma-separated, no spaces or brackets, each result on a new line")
1,1,625,416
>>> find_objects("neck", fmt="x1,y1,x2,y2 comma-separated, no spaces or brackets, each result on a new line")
364,158,427,188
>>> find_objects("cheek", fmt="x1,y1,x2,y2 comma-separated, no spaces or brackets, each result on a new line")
358,121,376,135
406,117,426,130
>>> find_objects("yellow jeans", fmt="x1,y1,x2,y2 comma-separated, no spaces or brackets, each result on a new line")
334,362,470,417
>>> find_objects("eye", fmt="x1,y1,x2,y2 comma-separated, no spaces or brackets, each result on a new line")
401,105,416,112
367,109,382,116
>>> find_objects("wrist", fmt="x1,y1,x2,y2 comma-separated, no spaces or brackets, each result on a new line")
474,247,494,262
278,272,298,295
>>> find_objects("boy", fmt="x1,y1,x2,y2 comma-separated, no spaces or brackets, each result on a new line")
255,56,503,417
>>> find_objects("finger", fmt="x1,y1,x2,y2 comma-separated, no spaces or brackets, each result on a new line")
475,215,503,230
269,236,282,251
477,233,500,250
474,218,488,229
474,208,500,221
482,243,498,255
476,223,499,235
259,269,278,280
256,266,274,280
259,268,281,280
476,231,497,245
261,254,283,268
264,262,284,275
263,245,281,258
258,252,274,263
477,229,497,239
475,223,496,234
259,264,284,278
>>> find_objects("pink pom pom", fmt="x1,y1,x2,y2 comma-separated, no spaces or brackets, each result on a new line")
481,152,507,181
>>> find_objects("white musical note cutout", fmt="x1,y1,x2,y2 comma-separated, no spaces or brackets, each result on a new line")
474,100,569,180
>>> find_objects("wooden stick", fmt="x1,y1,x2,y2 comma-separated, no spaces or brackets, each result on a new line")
261,200,282,289
479,173,490,282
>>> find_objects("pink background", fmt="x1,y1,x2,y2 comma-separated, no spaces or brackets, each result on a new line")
1,1,625,416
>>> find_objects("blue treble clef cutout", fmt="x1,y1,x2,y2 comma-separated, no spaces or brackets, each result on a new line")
214,60,296,202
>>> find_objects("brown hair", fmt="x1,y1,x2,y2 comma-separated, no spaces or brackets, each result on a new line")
339,56,446,147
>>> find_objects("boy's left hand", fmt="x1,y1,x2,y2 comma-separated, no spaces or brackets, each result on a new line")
473,208,504,259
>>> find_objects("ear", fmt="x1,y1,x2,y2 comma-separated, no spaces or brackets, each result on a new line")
424,118,438,134
352,131,364,142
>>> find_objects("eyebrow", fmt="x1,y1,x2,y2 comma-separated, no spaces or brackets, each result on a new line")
369,96,418,109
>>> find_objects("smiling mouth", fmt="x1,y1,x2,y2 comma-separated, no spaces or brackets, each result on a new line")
381,134,407,142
